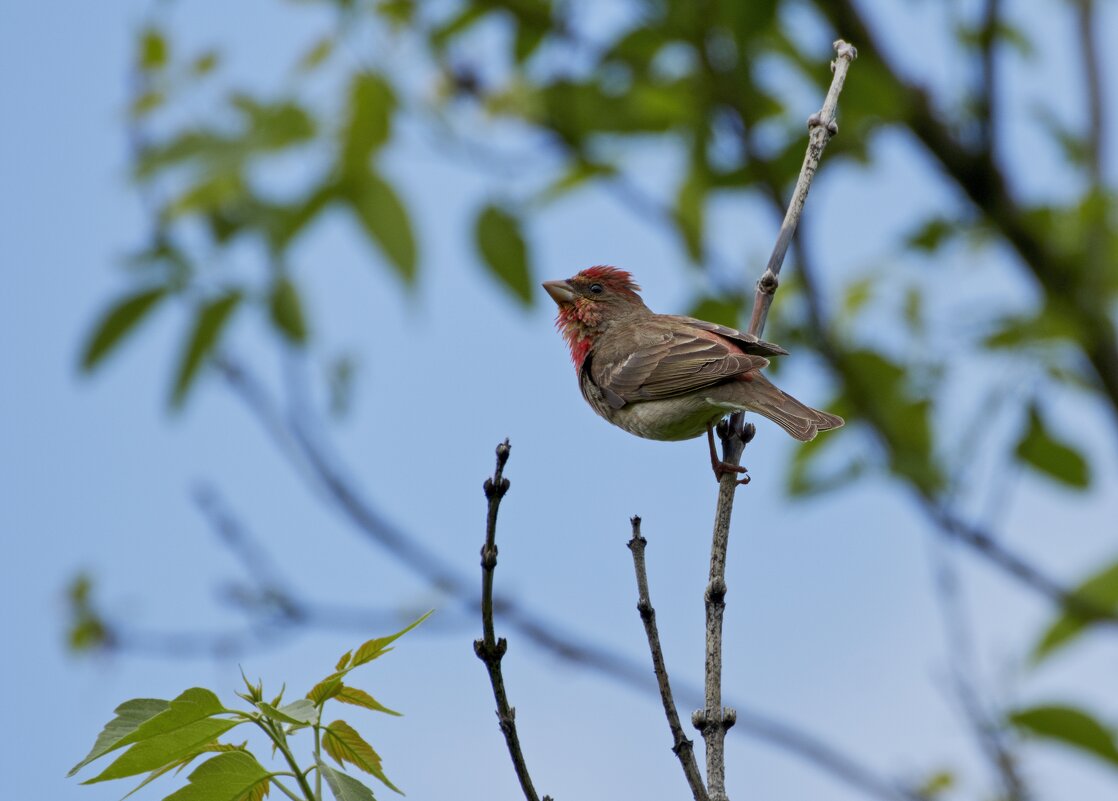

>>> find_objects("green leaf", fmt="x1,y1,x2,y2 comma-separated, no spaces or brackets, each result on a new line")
323,721,401,794
139,28,167,71
340,73,396,168
171,291,243,408
351,611,432,667
336,650,353,671
685,296,742,328
269,277,308,344
1010,704,1118,768
190,50,220,77
308,673,345,706
83,688,240,783
346,174,417,283
256,699,318,726
318,761,377,801
298,37,335,72
81,287,169,372
335,686,401,717
1014,405,1090,489
122,743,248,799
1033,556,1118,663
905,216,958,252
69,699,170,776
162,752,270,801
676,167,707,262
475,205,532,305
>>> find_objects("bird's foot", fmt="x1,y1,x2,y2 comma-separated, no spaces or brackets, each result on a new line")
712,459,750,485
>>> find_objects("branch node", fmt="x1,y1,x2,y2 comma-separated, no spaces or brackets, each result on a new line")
480,543,499,569
705,578,727,604
692,709,708,732
722,707,737,731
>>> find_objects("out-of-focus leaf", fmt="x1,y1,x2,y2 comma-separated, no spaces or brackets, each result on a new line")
171,292,243,408
66,572,110,652
81,286,169,372
298,37,335,71
685,295,743,328
905,216,957,252
840,276,874,317
1009,704,1118,768
318,761,377,801
139,28,168,71
914,770,954,798
676,166,707,262
839,348,942,491
161,752,270,801
514,16,548,63
327,356,357,419
1033,557,1118,663
537,159,616,203
190,50,220,77
475,204,532,305
606,26,666,73
983,307,1083,349
168,172,245,219
340,73,396,169
1014,405,1090,489
345,174,417,282
269,277,308,344
130,90,165,118
430,4,489,50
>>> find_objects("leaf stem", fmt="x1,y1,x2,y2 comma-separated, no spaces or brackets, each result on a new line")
254,718,317,801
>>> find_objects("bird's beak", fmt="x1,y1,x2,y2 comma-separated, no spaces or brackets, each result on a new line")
542,279,576,305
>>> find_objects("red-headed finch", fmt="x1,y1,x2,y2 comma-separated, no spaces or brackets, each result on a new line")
542,266,843,479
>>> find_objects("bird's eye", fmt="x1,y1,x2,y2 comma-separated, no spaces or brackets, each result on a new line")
589,283,604,294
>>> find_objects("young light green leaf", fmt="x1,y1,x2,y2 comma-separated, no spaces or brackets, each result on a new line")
256,699,318,726
1033,557,1118,663
80,287,169,372
318,760,377,801
1014,405,1090,489
268,277,308,344
336,686,401,717
171,291,243,408
298,37,335,71
1010,704,1118,768
308,673,345,706
336,650,353,671
351,611,433,667
162,752,270,801
475,204,531,305
69,698,170,776
323,721,401,794
122,742,248,799
346,175,417,283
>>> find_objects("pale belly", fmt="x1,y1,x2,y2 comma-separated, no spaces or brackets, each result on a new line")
580,374,730,441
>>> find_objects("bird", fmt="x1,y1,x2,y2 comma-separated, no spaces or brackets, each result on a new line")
542,266,844,480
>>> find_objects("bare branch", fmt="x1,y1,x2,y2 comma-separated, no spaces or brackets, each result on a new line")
1075,0,1105,188
628,517,709,801
473,441,551,801
747,39,857,337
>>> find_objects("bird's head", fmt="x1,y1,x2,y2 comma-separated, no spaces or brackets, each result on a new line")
542,266,648,367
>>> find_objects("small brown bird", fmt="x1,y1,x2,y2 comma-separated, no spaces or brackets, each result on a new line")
543,266,843,478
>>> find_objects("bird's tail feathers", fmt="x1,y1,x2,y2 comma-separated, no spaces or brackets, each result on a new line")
707,373,844,442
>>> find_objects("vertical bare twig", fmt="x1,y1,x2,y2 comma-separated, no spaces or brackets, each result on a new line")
747,40,858,337
628,517,710,801
691,41,858,801
473,440,551,801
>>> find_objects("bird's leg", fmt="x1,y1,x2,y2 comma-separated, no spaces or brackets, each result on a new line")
707,422,749,484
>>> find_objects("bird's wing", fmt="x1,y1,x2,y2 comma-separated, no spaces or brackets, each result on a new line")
660,315,789,356
589,320,770,408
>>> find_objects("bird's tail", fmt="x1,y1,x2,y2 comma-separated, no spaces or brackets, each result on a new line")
709,373,844,442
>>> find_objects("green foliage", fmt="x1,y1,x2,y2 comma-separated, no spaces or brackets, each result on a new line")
475,204,532,305
1010,704,1118,770
1032,557,1118,663
1014,405,1090,489
171,292,243,408
70,614,430,800
81,287,169,371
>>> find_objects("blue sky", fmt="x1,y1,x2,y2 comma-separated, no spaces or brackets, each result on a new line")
2,2,1117,800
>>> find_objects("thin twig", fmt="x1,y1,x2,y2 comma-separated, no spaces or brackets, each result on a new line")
473,441,551,801
628,517,709,801
747,40,858,337
694,417,752,801
691,40,858,801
